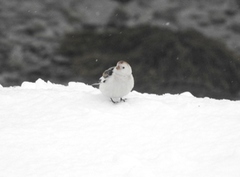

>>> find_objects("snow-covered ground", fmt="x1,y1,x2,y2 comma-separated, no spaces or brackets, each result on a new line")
1,79,240,177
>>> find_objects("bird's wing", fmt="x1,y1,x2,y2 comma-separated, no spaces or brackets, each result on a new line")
100,66,114,83
92,66,115,86
102,67,114,78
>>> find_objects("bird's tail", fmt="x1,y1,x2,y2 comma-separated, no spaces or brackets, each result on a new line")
91,82,100,88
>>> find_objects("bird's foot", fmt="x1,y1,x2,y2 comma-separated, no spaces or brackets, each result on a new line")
120,98,127,102
110,98,127,103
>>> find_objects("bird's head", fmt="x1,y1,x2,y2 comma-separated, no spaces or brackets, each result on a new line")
115,61,132,75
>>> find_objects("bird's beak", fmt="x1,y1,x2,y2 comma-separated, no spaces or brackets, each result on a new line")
116,65,120,70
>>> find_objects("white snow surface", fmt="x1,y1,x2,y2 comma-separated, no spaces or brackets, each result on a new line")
1,79,240,177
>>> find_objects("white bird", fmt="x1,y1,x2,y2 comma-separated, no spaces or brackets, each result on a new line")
97,60,134,103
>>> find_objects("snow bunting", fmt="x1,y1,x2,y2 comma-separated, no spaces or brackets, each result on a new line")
98,61,134,103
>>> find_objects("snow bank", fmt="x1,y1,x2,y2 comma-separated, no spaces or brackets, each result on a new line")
0,79,240,177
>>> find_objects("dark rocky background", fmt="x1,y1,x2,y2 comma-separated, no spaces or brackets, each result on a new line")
1,0,240,99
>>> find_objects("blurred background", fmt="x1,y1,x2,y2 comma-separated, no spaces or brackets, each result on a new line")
1,0,240,99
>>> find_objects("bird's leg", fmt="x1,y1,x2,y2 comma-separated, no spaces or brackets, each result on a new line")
111,98,117,104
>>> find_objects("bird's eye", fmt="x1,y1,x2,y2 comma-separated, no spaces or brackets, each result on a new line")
122,66,125,69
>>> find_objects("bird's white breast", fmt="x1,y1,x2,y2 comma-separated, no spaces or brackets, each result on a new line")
99,74,134,99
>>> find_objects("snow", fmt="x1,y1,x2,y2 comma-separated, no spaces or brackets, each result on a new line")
1,79,240,177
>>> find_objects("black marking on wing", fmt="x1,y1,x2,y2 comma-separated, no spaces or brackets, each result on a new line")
98,67,114,84
102,67,114,79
